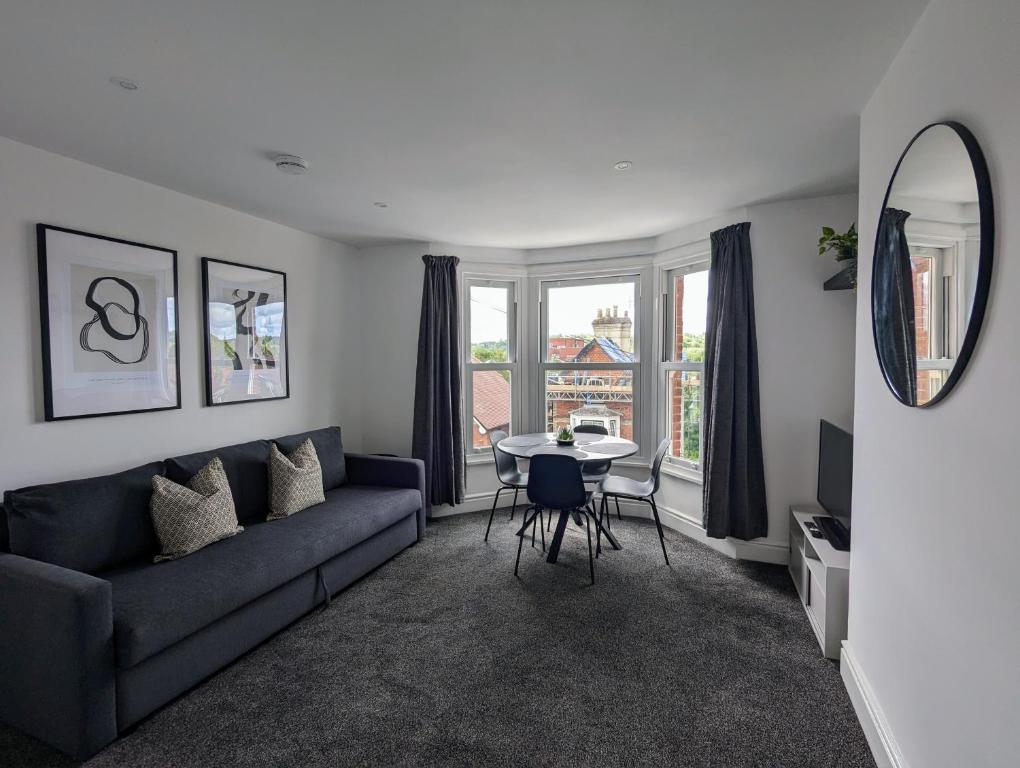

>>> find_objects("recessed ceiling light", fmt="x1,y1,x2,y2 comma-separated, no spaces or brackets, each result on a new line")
373,202,389,208
613,160,633,171
110,76,140,91
273,154,309,175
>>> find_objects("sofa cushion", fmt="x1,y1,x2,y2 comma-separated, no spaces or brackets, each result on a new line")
150,458,243,562
268,440,325,520
166,439,270,524
0,505,9,553
3,462,165,574
106,484,421,668
273,427,346,489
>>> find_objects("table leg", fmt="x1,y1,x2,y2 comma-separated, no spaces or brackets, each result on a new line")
546,509,571,564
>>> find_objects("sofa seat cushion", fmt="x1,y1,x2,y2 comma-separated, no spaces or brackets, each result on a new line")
106,485,421,668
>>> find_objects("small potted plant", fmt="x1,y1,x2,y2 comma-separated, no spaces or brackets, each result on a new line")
819,223,858,290
556,426,575,446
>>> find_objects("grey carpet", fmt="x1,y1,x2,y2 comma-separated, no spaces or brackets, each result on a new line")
0,510,875,767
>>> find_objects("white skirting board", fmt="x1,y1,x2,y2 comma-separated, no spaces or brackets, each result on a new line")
840,642,910,768
431,490,788,565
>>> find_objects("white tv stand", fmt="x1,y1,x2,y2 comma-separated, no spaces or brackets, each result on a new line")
788,505,849,660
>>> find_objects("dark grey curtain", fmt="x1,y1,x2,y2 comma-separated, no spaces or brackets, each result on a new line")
702,222,768,540
874,208,917,406
412,255,465,510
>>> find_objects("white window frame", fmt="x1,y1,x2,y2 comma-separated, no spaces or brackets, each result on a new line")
538,273,641,449
906,232,966,400
464,277,520,456
658,256,710,477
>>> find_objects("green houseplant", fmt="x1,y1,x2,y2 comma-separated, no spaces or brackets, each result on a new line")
819,223,858,290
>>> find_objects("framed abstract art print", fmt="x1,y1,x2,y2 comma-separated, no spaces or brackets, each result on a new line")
37,224,181,420
201,257,289,406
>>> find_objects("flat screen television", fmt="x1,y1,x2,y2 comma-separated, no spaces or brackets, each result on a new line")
817,420,853,534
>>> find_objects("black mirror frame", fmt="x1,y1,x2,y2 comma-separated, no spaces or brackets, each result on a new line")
871,120,994,408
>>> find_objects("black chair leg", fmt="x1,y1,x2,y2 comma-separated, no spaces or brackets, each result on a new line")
596,495,605,557
648,495,669,566
514,507,539,576
615,496,622,521
539,508,546,552
484,486,505,541
584,507,595,585
511,487,519,520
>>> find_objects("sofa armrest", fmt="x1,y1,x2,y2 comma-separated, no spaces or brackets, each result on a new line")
344,454,427,540
0,553,117,759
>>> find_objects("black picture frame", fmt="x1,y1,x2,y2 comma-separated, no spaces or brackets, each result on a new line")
37,224,182,421
870,121,994,408
201,257,290,407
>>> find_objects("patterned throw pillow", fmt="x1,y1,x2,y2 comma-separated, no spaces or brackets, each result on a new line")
149,457,243,562
268,438,326,520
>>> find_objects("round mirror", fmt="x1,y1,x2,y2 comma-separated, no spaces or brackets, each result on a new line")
872,122,993,407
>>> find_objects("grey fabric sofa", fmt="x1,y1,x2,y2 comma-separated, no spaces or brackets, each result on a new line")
0,427,425,759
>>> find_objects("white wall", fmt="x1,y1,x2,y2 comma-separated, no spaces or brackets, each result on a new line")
653,194,858,559
0,136,363,491
848,1,1020,766
355,194,858,548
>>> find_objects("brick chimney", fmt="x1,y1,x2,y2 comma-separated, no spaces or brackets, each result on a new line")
591,305,633,352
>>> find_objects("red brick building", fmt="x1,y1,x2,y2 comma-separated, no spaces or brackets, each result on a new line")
546,307,635,439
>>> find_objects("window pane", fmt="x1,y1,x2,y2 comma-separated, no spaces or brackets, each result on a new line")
917,369,947,405
470,285,509,363
546,281,635,362
545,369,633,440
666,369,702,465
471,369,512,449
668,268,708,362
911,255,933,359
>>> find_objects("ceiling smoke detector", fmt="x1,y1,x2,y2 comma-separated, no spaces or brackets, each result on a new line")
613,160,633,171
110,76,140,91
373,201,389,208
273,154,309,175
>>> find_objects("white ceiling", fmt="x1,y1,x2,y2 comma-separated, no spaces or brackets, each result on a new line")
0,0,928,249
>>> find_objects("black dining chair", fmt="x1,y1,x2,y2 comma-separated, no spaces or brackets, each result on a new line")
544,423,613,533
572,424,613,484
516,453,598,584
597,438,672,565
484,430,529,542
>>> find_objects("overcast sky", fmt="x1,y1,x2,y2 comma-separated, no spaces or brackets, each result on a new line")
470,273,708,345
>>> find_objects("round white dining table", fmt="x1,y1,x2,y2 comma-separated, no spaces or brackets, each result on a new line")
495,432,638,462
496,432,636,562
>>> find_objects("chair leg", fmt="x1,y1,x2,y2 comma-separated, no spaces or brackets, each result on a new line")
615,496,622,521
648,495,669,566
596,495,605,557
484,486,505,541
531,506,538,548
584,508,595,585
511,487,519,520
514,507,539,576
539,508,546,552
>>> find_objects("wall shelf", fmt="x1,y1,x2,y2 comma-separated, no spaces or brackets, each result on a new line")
823,263,856,291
